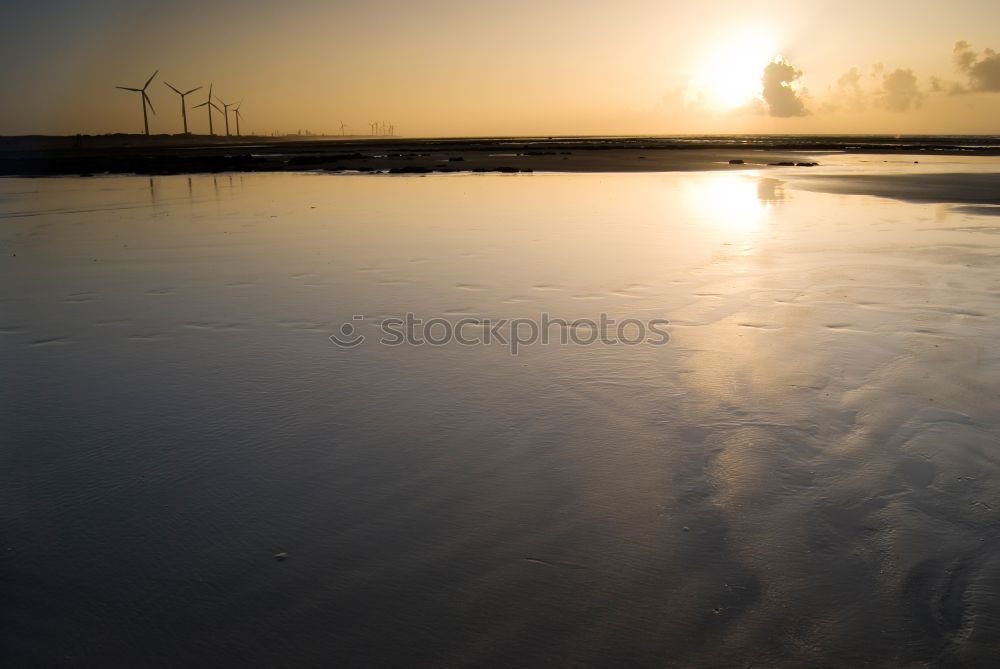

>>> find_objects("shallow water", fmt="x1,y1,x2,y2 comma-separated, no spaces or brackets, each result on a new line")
3,169,1000,667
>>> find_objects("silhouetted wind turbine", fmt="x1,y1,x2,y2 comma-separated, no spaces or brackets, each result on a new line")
163,82,202,134
116,70,158,135
214,95,234,136
233,101,244,137
192,84,222,135
339,120,346,136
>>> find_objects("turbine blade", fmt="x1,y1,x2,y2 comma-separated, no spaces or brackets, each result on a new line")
143,91,156,115
117,86,141,91
210,102,222,112
193,102,209,109
143,69,159,90
185,86,202,95
164,82,182,95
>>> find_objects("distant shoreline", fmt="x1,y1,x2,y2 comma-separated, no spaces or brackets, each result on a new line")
2,134,1000,177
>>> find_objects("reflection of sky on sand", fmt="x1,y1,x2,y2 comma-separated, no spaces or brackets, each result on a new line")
3,170,1000,666
663,170,1000,661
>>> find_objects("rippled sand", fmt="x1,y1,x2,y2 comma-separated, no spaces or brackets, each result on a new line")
2,164,1000,666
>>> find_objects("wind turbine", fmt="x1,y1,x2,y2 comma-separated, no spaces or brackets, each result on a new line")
116,70,158,135
339,120,346,136
193,84,222,135
214,95,234,136
233,101,244,137
163,82,202,134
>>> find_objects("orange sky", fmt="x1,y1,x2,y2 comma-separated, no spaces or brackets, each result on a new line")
2,0,1000,136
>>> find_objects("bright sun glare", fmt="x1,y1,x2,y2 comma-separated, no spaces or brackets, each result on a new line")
693,31,779,110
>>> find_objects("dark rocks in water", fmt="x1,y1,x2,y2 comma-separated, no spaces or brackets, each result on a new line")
273,552,288,562
448,156,465,162
795,162,818,167
388,166,432,174
729,159,744,165
473,166,531,174
769,161,796,166
287,152,365,166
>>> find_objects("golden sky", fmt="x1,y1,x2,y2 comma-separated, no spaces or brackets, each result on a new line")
3,0,1000,136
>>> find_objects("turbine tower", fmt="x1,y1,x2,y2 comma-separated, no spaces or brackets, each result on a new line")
192,84,222,135
233,101,244,137
163,82,202,134
215,95,234,136
339,120,346,136
115,70,158,135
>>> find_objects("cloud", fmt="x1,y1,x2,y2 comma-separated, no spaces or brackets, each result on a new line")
821,67,867,113
873,65,923,112
952,41,1000,92
820,64,921,114
665,39,998,123
761,59,808,117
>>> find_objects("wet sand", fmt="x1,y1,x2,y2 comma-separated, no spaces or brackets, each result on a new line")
792,173,1000,208
3,166,1000,666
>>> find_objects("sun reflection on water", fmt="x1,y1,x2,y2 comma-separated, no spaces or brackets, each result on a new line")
681,172,785,235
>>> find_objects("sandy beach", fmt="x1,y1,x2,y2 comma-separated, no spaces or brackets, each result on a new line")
4,158,1000,666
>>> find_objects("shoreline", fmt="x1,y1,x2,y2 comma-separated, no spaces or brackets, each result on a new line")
3,135,999,211
3,135,1000,178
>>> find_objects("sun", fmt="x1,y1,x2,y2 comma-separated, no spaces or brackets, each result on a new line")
692,30,780,110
